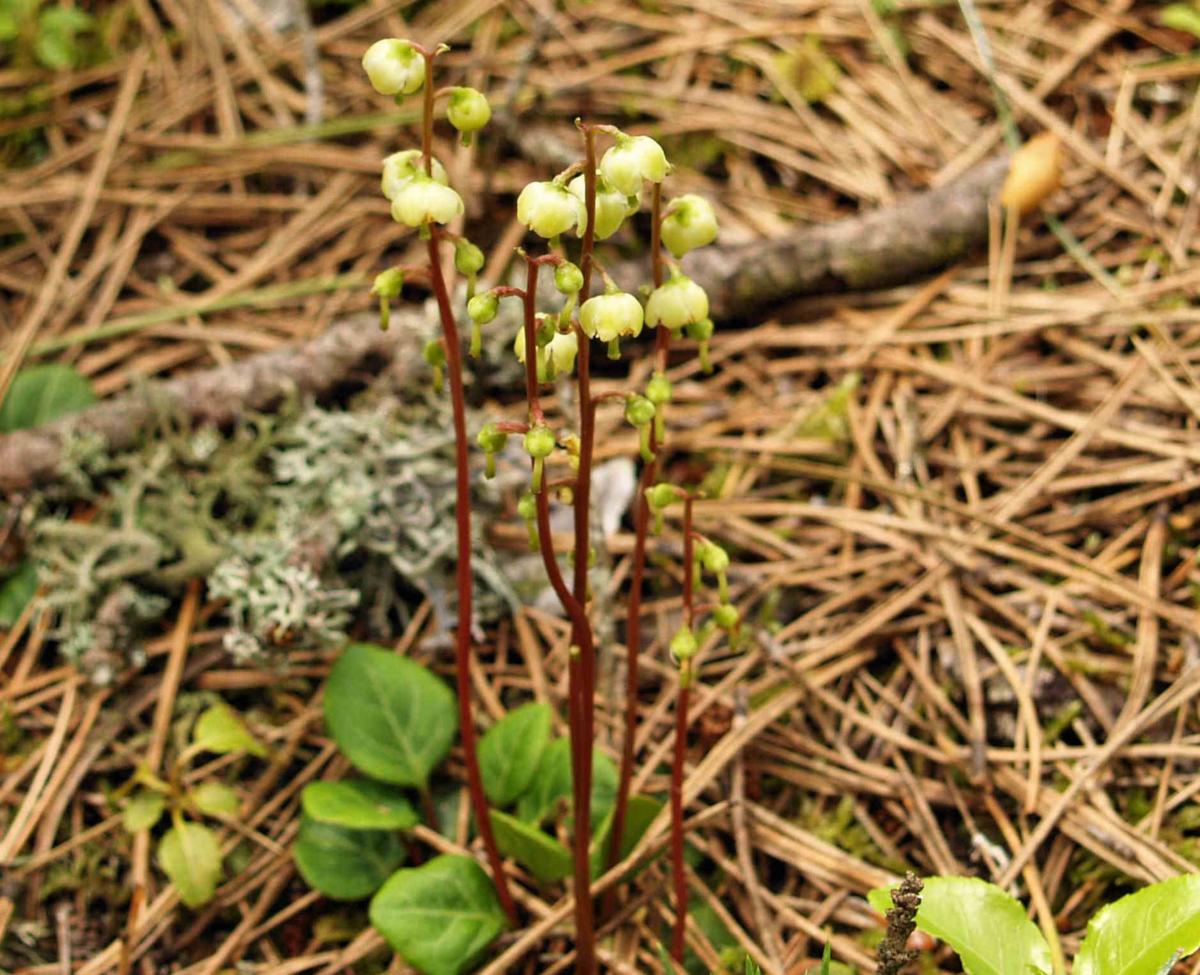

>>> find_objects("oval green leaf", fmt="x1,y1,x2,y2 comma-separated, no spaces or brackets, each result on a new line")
302,779,418,831
515,737,618,829
324,643,457,788
122,790,166,832
867,876,1051,975
489,808,572,884
1075,874,1200,975
369,854,507,975
193,701,266,757
190,781,240,818
478,702,552,807
294,815,406,901
159,820,223,908
0,364,96,433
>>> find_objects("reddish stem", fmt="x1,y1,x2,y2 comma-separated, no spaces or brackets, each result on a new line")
427,231,518,925
608,182,670,884
669,680,690,962
522,255,597,975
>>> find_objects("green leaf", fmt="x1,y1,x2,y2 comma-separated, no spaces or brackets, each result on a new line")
1075,874,1200,975
1162,4,1200,39
33,6,93,69
489,808,572,884
515,737,618,830
0,560,38,628
192,701,266,757
189,781,240,818
294,815,406,901
867,877,1051,975
159,820,223,908
369,855,507,975
323,643,457,789
0,364,95,432
301,779,418,831
122,790,165,832
478,702,552,807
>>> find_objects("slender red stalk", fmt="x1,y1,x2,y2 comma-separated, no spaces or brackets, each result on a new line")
414,43,516,924
521,256,597,975
670,494,696,963
669,680,690,961
427,232,517,925
609,183,669,881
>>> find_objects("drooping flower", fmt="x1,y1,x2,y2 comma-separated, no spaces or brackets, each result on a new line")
645,274,708,332
446,87,492,135
599,134,669,196
390,177,464,227
661,194,718,257
516,181,586,238
362,39,425,97
579,292,644,343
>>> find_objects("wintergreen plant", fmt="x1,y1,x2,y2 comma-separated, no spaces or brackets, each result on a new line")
118,698,266,908
299,29,734,975
869,874,1200,975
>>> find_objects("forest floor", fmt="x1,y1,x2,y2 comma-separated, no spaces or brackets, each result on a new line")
4,1,1200,973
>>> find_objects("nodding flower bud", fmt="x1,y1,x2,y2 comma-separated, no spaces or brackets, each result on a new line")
645,372,672,405
381,150,447,200
516,181,586,239
371,269,404,330
712,603,739,632
554,261,584,295
455,239,485,277
446,87,491,138
646,481,680,533
579,292,644,343
542,330,578,381
362,38,425,97
699,540,731,601
669,625,699,662
625,394,657,461
422,338,446,389
517,492,538,550
568,173,639,240
468,292,498,325
476,423,508,479
686,317,715,372
390,177,464,228
600,134,670,196
524,425,556,492
661,194,718,258
698,540,729,574
645,274,709,333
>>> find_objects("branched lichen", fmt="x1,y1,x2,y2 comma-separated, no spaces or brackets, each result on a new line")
13,388,519,681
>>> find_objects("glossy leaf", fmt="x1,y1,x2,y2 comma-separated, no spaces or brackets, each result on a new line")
301,779,418,831
1075,874,1200,975
589,793,662,878
293,815,406,901
324,643,456,788
478,702,552,807
370,855,507,975
192,702,266,757
868,876,1051,975
0,560,37,628
489,808,571,884
159,820,223,908
190,781,240,818
515,738,618,829
122,790,165,832
0,364,96,433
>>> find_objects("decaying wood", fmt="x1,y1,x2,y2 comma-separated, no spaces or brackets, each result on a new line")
0,312,422,494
